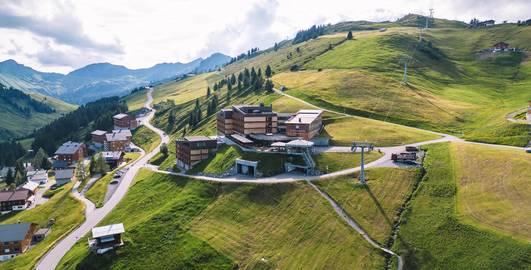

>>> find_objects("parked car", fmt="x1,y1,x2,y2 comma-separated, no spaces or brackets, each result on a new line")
110,180,119,185
526,148,531,153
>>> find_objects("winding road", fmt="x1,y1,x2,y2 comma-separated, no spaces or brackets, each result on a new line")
35,88,169,270
36,87,527,270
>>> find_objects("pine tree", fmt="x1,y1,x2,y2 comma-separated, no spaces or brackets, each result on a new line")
5,168,14,185
206,87,211,97
274,42,279,51
347,30,353,40
265,79,274,92
33,148,51,170
265,65,272,78
89,155,96,176
160,143,168,156
230,74,236,85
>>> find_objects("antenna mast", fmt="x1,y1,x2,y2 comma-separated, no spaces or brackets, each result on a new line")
426,8,434,29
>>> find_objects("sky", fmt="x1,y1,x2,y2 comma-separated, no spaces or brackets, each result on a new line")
0,0,529,74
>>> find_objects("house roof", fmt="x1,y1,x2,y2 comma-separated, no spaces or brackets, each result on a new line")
55,141,83,155
27,170,48,182
0,189,31,202
52,160,68,169
106,129,132,142
91,130,107,136
230,134,253,144
286,110,323,125
0,223,33,242
9,189,31,201
92,223,125,238
101,151,123,160
55,169,74,180
113,113,129,120
21,181,39,191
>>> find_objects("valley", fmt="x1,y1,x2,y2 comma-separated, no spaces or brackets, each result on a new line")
0,12,530,270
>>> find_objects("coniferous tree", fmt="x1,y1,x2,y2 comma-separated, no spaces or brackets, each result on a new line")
265,65,272,78
33,148,51,170
347,30,353,40
160,143,168,156
206,87,211,97
230,74,236,85
89,155,96,176
265,79,274,92
5,168,14,185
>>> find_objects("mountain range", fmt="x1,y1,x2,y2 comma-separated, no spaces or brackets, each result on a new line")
0,53,231,104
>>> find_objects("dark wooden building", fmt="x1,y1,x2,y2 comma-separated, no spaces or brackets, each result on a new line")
176,136,217,170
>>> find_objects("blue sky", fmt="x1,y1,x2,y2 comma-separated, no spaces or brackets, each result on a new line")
0,0,529,73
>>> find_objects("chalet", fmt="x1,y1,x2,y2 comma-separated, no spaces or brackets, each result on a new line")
91,130,107,146
54,141,86,165
26,169,48,186
176,136,218,170
104,130,132,152
113,114,138,130
285,110,323,140
0,189,32,213
101,151,124,169
55,169,74,186
89,223,125,254
0,223,37,261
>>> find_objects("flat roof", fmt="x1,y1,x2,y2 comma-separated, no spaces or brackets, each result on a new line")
184,136,212,142
113,113,129,119
286,110,323,125
286,139,314,148
92,223,125,238
231,134,253,144
0,223,33,242
91,130,107,136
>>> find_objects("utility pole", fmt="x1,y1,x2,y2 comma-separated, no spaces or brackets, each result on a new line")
402,62,408,84
351,142,375,184
426,8,434,29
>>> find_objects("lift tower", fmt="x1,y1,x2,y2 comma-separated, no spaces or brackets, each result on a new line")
351,141,375,184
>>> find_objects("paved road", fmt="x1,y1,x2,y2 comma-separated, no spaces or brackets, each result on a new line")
506,108,529,124
36,88,169,270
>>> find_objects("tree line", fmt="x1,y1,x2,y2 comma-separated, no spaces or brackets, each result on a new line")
293,25,326,44
31,97,128,155
0,83,55,115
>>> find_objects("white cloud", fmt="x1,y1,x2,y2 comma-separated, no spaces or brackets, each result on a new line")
0,0,529,73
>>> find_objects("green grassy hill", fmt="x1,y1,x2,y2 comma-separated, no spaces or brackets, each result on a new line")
0,85,75,141
273,25,531,146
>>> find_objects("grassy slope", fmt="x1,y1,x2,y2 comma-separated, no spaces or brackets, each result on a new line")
0,182,84,270
0,92,75,140
58,169,235,270
190,181,383,269
395,143,531,270
273,26,531,146
153,73,224,105
323,117,439,147
59,169,387,269
123,89,147,111
451,143,531,241
313,151,383,173
85,153,140,208
132,126,161,152
315,168,420,243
